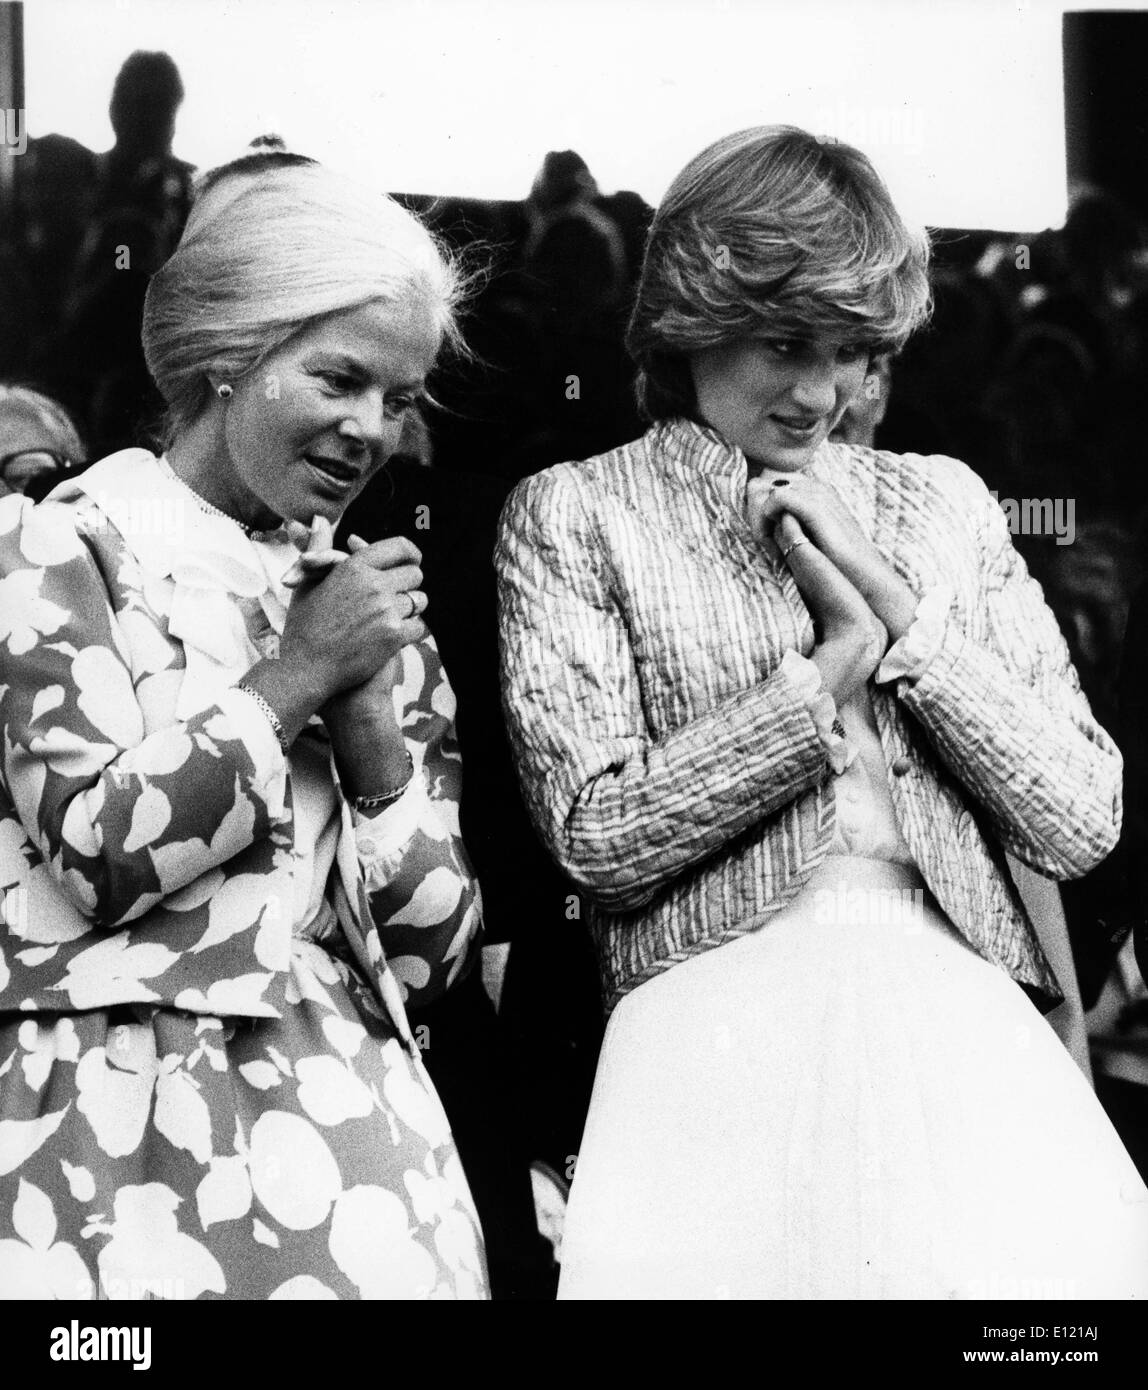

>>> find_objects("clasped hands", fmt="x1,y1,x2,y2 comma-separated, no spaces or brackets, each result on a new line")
277,515,428,724
746,475,919,704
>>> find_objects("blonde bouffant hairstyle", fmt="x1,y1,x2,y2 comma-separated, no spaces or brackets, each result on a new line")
143,162,463,443
627,125,932,421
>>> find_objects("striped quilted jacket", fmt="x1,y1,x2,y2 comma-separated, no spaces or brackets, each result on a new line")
495,417,1122,1012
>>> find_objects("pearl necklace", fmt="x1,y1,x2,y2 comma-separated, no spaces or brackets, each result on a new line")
159,459,272,539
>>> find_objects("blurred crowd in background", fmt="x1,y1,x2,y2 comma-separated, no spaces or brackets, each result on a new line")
2,50,1147,1297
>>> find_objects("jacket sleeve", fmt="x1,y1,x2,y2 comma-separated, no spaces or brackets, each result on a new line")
889,459,1121,879
0,496,290,929
350,639,483,1009
495,465,830,912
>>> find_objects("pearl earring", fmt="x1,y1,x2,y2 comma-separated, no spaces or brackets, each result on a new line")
217,383,233,400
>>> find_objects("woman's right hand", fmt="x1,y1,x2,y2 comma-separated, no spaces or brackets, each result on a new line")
776,513,887,704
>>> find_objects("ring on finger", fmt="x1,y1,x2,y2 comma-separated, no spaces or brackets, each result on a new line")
781,537,809,559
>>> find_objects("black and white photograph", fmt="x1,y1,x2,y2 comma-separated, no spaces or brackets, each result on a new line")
0,0,1146,1347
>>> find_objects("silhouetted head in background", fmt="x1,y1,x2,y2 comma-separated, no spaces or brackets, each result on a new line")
109,51,185,162
523,151,626,324
529,151,597,215
829,354,892,448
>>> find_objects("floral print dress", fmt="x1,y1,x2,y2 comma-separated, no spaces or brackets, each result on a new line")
0,451,488,1299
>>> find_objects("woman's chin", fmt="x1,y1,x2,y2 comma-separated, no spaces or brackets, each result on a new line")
741,427,825,474
745,449,817,476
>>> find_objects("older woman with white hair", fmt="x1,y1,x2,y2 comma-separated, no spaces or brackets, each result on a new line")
497,126,1148,1299
0,162,487,1299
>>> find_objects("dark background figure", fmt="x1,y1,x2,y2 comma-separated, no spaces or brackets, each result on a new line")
1083,579,1148,1181
338,414,604,1299
1118,587,1148,993
512,151,643,471
8,51,192,456
3,132,96,378
55,50,193,452
403,150,649,483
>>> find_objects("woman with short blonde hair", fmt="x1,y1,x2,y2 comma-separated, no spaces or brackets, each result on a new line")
0,160,488,1300
628,126,930,420
497,126,1148,1299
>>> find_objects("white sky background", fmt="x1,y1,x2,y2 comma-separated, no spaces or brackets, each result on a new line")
18,0,1148,230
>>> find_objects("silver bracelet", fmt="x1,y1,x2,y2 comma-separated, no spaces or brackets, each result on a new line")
354,751,415,812
234,681,290,754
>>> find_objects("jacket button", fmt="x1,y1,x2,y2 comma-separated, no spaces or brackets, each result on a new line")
891,757,912,777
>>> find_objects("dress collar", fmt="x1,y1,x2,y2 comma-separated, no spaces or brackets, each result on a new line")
68,449,296,591
66,449,302,718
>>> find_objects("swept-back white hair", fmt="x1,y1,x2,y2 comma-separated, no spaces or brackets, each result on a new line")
143,162,461,442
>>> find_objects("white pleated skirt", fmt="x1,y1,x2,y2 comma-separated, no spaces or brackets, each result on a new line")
558,857,1148,1300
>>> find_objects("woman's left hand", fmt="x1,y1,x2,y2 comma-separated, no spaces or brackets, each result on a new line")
750,475,918,642
322,651,405,729
322,652,413,801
